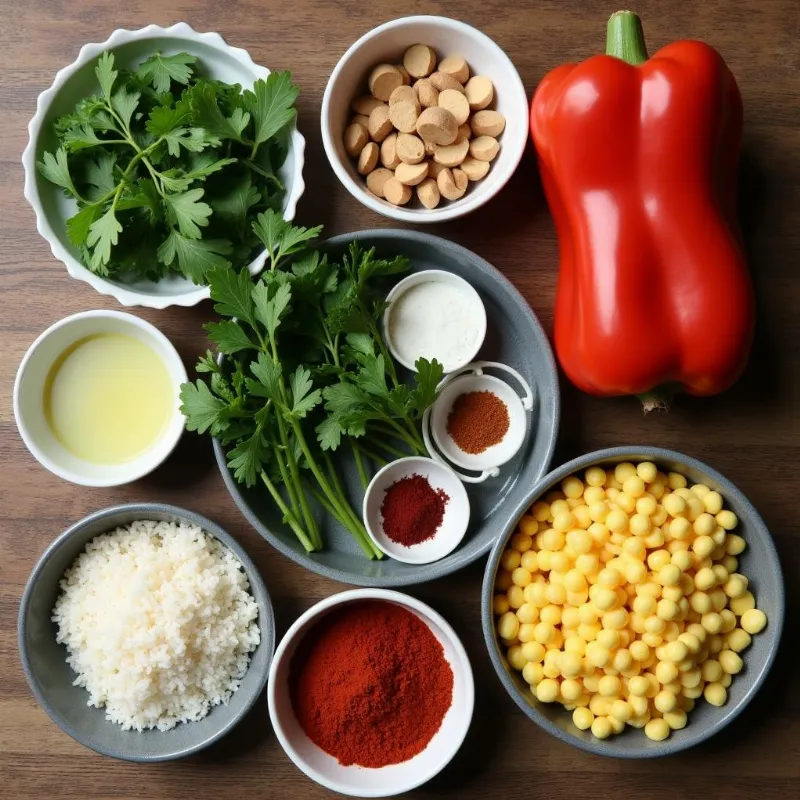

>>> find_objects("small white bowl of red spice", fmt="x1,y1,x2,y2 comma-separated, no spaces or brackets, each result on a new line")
267,589,474,797
362,456,470,564
425,361,534,482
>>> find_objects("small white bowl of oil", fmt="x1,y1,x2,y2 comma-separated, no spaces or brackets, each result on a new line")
13,310,187,487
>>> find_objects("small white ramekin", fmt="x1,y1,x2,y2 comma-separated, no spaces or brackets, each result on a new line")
22,22,306,309
13,310,188,487
268,588,474,797
321,15,528,223
383,269,487,373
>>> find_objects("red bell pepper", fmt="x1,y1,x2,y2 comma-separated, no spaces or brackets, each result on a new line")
531,11,754,407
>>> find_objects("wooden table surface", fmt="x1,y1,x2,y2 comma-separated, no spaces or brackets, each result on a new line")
1,0,798,797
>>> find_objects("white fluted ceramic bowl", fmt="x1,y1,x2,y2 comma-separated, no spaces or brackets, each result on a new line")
22,22,306,308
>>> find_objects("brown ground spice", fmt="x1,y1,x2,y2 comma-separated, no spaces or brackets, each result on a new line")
446,390,510,454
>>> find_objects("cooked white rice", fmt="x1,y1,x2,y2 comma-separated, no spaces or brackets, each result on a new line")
52,520,260,732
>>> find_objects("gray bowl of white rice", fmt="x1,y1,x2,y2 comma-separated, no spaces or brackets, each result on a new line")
18,503,274,762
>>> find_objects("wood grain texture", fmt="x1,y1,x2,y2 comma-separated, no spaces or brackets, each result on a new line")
1,0,798,797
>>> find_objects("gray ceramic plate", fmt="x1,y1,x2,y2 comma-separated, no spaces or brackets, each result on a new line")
18,504,275,762
481,446,785,758
215,229,560,586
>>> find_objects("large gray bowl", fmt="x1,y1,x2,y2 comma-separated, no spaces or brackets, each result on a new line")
18,503,275,762
481,446,785,758
215,229,560,586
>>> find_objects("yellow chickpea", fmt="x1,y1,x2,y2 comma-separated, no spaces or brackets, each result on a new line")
500,549,522,572
704,682,727,706
726,628,752,652
507,585,525,609
726,534,746,555
586,466,607,487
669,517,693,540
511,532,533,552
643,529,666,549
520,515,539,536
663,493,687,517
517,603,539,624
573,706,595,730
498,612,520,640
740,608,767,634
493,595,510,615
562,476,585,499
715,510,738,531
730,591,756,616
606,509,629,533
523,662,544,685
623,475,646,498
522,641,546,663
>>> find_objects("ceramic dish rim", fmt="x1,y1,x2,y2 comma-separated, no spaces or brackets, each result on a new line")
267,587,475,797
17,502,276,762
480,445,786,758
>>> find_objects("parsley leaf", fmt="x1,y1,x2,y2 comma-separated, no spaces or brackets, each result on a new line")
315,415,343,451
164,188,212,238
205,320,255,354
196,349,221,373
183,153,237,180
227,430,270,487
110,87,140,131
137,52,197,93
84,153,117,200
157,231,232,283
250,352,282,400
95,52,117,100
63,124,106,151
86,207,122,272
207,264,257,326
408,358,444,415
66,204,100,247
288,366,322,420
37,149,79,197
179,379,228,434
189,82,249,142
253,281,291,340
252,209,322,269
243,71,298,153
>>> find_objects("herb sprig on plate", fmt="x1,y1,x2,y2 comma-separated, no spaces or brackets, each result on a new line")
180,212,443,557
37,51,298,283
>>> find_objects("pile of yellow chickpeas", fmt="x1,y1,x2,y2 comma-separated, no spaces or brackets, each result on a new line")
493,461,768,742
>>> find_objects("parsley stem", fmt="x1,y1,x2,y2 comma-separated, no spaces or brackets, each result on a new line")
352,443,389,468
276,412,323,550
290,420,380,558
364,432,413,460
350,441,370,489
259,470,315,553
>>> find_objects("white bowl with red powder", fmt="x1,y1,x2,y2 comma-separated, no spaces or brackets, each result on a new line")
362,456,470,564
267,589,474,797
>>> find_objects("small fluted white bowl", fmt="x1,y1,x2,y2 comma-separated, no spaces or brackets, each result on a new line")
22,22,306,308
321,15,528,223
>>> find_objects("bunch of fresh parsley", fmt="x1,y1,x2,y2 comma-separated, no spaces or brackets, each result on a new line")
37,51,298,283
180,211,443,557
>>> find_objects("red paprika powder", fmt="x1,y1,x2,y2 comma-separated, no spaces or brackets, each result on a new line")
290,600,454,768
447,390,510,454
380,474,449,546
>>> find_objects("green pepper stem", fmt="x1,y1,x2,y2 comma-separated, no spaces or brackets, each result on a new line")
606,10,649,65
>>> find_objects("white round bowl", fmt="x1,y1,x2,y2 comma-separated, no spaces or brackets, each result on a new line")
383,269,487,373
13,310,187,486
431,372,529,471
362,456,470,564
268,589,474,797
321,15,528,223
22,22,306,309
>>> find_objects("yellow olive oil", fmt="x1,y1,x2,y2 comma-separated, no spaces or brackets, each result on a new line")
43,333,173,464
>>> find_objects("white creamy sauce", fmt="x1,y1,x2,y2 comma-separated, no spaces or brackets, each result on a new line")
388,280,482,372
